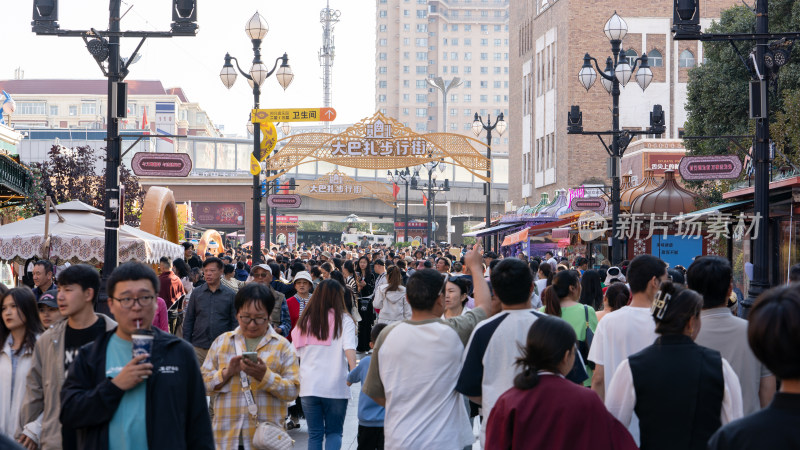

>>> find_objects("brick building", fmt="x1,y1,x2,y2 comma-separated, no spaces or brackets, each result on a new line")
508,0,741,207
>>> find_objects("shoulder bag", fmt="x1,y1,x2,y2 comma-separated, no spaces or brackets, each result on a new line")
577,305,595,370
234,337,293,450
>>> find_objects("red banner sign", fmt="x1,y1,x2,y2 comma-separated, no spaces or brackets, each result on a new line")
191,202,245,228
679,155,743,180
132,152,192,177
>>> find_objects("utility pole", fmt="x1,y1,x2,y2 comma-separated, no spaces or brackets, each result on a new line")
319,0,340,134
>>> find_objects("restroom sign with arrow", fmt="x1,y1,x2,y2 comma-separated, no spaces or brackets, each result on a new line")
252,107,337,123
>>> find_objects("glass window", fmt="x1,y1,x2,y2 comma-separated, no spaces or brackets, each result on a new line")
465,81,472,88
464,38,471,46
403,108,410,115
495,25,502,32
464,94,472,102
494,67,501,74
464,108,471,116
464,52,472,60
452,24,458,31
379,81,387,88
450,108,457,116
416,52,427,61
493,81,502,88
465,66,472,74
480,67,488,74
443,52,448,61
480,81,488,88
451,65,458,73
452,39,458,46
403,37,410,45
417,24,427,32
379,66,387,74
481,25,488,32
403,52,410,59
417,9,427,18
380,38,387,46
49,105,58,116
416,80,427,88
443,66,448,73
481,39,488,46
465,25,471,31
403,66,410,73
679,50,696,68
416,108,427,117
481,53,488,60
18,102,46,115
625,48,638,66
416,66,427,74
69,105,77,116
416,122,427,132
379,25,386,32
416,94,427,102
403,79,410,87
494,52,502,61
379,52,387,60
450,94,458,102
480,95,488,103
416,38,428,47
404,24,410,31
649,49,664,67
81,102,96,115
379,10,387,17
404,9,410,16
451,52,458,60
378,95,387,102
403,94,410,101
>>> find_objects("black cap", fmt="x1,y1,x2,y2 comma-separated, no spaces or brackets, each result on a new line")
38,289,58,308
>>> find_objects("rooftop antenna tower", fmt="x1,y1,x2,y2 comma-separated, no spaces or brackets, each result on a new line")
319,0,340,132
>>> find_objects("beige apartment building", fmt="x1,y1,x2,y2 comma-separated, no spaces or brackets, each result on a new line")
508,0,741,207
375,0,511,186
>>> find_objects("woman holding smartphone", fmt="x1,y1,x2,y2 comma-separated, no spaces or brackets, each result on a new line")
202,284,300,450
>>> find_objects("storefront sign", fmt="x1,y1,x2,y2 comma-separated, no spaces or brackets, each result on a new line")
647,154,684,174
267,194,302,208
132,152,192,177
394,221,428,229
260,215,300,226
297,170,395,206
678,155,743,180
191,202,245,228
572,197,607,212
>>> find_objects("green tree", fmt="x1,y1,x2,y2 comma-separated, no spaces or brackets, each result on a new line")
683,2,800,201
23,145,145,226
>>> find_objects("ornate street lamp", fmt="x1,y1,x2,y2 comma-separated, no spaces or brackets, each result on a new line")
473,112,506,252
220,11,294,264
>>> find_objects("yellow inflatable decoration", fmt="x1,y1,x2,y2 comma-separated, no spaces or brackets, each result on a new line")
259,122,277,160
140,186,179,243
197,230,225,258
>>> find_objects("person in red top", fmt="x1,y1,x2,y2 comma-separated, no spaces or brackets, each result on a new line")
285,271,313,342
486,315,637,450
158,256,185,308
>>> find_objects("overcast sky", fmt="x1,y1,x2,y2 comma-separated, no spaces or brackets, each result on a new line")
4,0,376,136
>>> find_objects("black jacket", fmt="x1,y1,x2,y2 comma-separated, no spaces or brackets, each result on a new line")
60,328,213,450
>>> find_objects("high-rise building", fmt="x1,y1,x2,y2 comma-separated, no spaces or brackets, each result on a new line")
375,0,510,187
508,0,740,207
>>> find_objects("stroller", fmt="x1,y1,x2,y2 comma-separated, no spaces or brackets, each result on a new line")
168,294,186,337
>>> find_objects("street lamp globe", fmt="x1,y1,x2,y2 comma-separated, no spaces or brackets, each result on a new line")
247,77,255,90
431,169,439,180
439,161,447,172
472,115,483,136
245,12,269,41
220,56,237,89
578,54,597,91
615,49,633,86
276,56,294,90
250,62,268,86
496,114,507,136
601,57,614,93
414,164,422,173
386,170,393,182
280,122,291,135
635,54,653,91
247,121,255,135
603,11,628,42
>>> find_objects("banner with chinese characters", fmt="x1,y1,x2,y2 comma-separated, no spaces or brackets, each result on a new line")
262,111,490,182
296,170,397,207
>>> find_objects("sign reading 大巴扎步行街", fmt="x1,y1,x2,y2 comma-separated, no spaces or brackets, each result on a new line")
131,152,192,177
678,155,743,181
259,111,491,183
252,108,337,123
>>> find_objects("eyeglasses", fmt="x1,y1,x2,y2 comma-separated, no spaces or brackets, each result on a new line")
251,272,270,278
112,295,155,309
239,315,268,325
438,273,450,298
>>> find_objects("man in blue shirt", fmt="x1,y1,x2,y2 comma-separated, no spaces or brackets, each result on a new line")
60,262,213,449
348,324,387,450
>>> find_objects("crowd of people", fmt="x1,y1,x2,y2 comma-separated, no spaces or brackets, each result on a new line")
0,238,799,450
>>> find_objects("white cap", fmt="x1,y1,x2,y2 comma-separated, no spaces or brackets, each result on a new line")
293,271,313,284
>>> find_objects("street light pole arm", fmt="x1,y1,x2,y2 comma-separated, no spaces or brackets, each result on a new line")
266,54,285,78
229,55,253,80
591,55,616,81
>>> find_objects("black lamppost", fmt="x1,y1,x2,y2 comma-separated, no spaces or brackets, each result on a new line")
671,0,800,315
32,0,198,311
220,12,293,264
566,12,664,265
472,112,506,252
387,168,414,244
410,161,450,246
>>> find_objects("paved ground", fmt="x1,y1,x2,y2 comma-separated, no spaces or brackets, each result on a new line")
287,355,482,449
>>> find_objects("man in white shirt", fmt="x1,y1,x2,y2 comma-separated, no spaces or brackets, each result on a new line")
455,258,538,447
588,254,667,444
363,247,492,450
544,251,558,271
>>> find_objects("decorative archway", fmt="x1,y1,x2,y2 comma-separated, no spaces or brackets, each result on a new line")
140,186,179,243
296,170,397,207
259,111,491,182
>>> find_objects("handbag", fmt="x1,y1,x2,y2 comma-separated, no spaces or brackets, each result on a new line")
577,305,595,370
234,337,293,450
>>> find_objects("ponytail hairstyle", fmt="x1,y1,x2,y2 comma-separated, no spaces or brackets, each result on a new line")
604,283,631,311
514,316,577,389
543,270,580,317
538,262,554,286
652,280,703,335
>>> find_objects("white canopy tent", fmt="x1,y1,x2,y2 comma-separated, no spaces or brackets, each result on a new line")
0,200,183,265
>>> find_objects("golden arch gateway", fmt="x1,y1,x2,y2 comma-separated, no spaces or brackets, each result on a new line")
254,111,491,182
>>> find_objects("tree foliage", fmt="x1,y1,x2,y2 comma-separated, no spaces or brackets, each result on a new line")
23,145,145,226
684,2,800,199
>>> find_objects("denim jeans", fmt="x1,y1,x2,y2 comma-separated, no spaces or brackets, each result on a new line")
301,396,348,450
